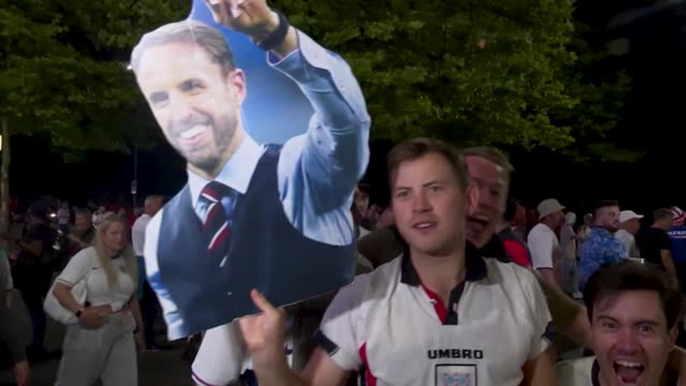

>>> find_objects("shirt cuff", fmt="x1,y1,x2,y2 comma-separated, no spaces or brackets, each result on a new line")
267,30,333,82
314,330,360,371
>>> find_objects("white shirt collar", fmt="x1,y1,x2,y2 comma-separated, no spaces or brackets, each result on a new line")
187,135,265,209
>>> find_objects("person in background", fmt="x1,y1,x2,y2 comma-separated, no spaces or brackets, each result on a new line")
92,206,107,229
560,212,581,297
577,213,593,253
615,210,643,258
638,208,680,289
131,195,164,350
498,197,532,267
667,206,686,293
556,261,681,385
528,198,566,291
11,204,56,362
52,214,144,385
578,200,626,289
1,245,13,309
56,201,71,233
68,208,96,256
0,291,31,386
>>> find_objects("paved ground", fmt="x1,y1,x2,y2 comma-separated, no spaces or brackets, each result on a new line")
0,319,195,386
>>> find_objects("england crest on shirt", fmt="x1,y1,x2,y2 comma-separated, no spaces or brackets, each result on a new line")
436,364,477,386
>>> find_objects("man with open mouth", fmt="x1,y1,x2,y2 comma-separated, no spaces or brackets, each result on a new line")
557,261,681,386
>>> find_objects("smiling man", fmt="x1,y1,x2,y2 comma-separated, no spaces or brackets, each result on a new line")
131,0,370,339
557,261,681,386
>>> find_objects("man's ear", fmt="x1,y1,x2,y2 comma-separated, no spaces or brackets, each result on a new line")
226,68,247,103
669,324,679,347
465,184,479,216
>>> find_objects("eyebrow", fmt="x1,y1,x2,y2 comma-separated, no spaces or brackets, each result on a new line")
596,315,660,326
394,180,444,192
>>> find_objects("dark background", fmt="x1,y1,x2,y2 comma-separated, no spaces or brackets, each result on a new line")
9,0,686,217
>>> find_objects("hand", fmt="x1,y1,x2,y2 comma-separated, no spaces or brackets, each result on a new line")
204,0,278,39
13,360,30,386
237,290,287,365
78,305,112,330
67,234,80,243
135,331,145,353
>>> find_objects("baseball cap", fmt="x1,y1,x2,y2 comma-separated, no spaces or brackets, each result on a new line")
537,199,565,220
671,206,686,223
619,210,644,224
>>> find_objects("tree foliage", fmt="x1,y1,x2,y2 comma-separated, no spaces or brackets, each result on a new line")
275,0,631,154
0,0,189,155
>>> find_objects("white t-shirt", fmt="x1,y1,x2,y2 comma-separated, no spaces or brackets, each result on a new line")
57,247,135,311
131,214,151,257
528,223,563,274
615,229,639,258
318,253,552,386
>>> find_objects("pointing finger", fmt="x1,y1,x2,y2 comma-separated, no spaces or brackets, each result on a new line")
249,289,277,314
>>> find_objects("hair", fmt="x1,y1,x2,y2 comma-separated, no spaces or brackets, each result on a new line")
130,20,236,77
74,207,92,219
504,197,519,222
654,208,674,222
593,199,619,217
462,147,515,176
93,214,137,291
387,138,469,192
584,261,682,330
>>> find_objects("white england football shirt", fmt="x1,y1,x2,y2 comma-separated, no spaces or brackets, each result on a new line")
317,248,553,386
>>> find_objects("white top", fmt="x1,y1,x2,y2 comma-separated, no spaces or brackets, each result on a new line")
556,357,595,385
191,318,295,386
615,229,639,258
57,247,134,311
131,214,151,257
528,223,562,271
560,224,577,260
319,254,552,386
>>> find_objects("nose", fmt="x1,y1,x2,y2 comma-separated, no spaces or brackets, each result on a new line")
412,191,431,213
616,328,640,354
169,94,194,123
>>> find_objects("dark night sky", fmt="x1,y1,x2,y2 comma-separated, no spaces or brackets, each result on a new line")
9,0,686,216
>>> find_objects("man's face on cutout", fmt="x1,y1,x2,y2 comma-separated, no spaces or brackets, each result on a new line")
136,42,245,175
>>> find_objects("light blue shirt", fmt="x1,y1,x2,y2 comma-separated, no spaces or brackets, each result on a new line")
145,29,370,339
579,227,627,288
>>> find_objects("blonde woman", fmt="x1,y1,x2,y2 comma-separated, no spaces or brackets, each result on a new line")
52,214,144,385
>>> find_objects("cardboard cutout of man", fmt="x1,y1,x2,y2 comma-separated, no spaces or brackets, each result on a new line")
131,0,370,339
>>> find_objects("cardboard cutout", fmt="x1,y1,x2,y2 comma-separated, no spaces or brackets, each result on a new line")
132,0,370,339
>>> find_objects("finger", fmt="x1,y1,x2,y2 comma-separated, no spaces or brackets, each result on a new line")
249,289,277,314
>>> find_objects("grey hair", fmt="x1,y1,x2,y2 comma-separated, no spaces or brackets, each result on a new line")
130,20,236,76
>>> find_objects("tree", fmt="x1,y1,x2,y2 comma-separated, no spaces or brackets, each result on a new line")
0,0,189,222
274,0,578,148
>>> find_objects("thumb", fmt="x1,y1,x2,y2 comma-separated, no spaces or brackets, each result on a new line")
249,289,277,314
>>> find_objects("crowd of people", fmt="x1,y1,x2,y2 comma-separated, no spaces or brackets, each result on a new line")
2,1,686,385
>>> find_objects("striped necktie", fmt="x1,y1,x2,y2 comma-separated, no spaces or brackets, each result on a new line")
199,181,236,264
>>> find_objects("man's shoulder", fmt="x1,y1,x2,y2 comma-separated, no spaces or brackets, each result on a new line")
331,257,401,310
556,357,595,386
485,258,538,289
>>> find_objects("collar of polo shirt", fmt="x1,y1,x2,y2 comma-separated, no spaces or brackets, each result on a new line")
400,241,488,286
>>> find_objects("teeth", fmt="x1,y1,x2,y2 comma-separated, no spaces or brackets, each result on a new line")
179,125,208,139
616,361,642,368
416,223,433,229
